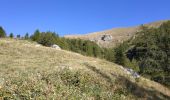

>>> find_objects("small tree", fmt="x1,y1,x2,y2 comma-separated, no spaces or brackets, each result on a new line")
114,45,126,66
17,34,20,39
24,33,29,39
38,32,56,46
9,33,14,38
103,48,115,62
93,44,102,57
0,26,6,38
84,41,93,56
31,29,41,41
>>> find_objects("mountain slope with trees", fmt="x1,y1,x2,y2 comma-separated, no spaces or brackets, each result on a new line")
0,38,169,99
115,21,170,87
0,20,170,99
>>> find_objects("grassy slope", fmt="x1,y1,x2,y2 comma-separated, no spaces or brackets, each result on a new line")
65,20,168,48
0,38,170,99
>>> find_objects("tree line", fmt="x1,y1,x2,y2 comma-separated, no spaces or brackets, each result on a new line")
0,27,116,63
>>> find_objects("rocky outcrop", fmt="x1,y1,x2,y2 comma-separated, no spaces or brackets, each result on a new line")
124,68,140,78
91,34,113,42
100,34,113,41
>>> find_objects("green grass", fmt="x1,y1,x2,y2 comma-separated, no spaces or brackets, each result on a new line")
0,38,170,99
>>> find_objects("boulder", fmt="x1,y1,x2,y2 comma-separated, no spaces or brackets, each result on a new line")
124,68,140,78
35,44,41,47
51,44,61,50
133,72,140,78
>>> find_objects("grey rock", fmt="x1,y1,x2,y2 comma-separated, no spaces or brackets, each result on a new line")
124,67,140,78
133,72,140,78
100,34,113,41
88,34,113,46
35,44,41,47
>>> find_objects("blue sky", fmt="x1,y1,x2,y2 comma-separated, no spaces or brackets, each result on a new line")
0,0,170,36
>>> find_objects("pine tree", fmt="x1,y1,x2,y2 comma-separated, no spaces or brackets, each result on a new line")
84,41,93,56
0,26,6,38
104,48,115,62
31,29,41,41
9,33,14,38
93,45,102,57
24,33,29,39
114,45,126,66
17,34,20,39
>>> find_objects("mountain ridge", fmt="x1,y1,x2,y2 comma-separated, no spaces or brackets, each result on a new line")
65,20,169,48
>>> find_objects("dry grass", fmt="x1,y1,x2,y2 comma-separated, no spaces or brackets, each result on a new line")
0,38,169,99
65,20,168,48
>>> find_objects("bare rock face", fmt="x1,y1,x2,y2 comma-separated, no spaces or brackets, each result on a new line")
100,34,113,41
89,34,113,42
88,34,113,48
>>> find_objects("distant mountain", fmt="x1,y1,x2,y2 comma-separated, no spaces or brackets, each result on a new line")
65,20,168,48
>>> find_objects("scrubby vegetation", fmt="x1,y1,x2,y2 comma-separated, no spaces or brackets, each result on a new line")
0,21,170,99
0,37,169,99
116,21,170,87
1,67,141,99
1,21,170,87
28,21,170,88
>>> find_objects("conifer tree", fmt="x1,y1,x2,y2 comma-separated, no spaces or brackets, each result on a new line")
0,26,6,38
31,29,41,41
17,34,20,39
24,33,29,39
9,33,14,38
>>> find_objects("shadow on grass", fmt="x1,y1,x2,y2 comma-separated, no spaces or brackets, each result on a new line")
84,63,170,100
84,63,113,84
116,76,170,100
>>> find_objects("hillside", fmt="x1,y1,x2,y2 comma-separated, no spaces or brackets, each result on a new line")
0,38,170,99
65,20,168,48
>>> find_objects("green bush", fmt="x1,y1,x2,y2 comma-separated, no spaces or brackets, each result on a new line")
37,32,56,46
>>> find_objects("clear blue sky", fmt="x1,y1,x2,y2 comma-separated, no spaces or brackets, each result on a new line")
0,0,170,36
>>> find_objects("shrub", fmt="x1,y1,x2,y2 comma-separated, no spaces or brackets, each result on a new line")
37,32,57,46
